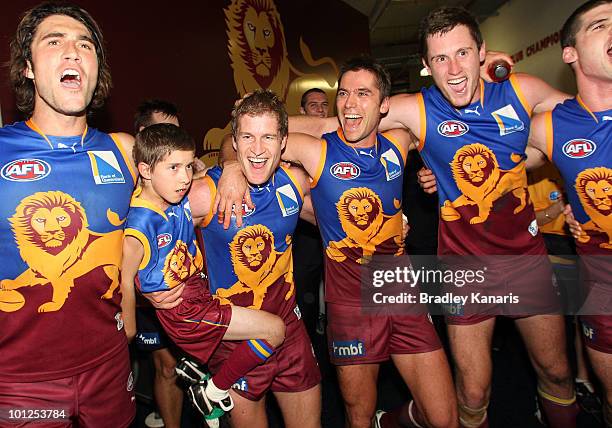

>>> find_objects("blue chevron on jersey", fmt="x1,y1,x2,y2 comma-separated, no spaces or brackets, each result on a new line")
381,148,402,181
491,104,525,136
276,183,299,216
88,150,126,184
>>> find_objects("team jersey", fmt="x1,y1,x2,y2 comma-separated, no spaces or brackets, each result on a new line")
310,129,406,306
125,191,203,293
0,120,136,382
419,76,546,256
548,97,612,256
201,165,303,322
528,163,567,236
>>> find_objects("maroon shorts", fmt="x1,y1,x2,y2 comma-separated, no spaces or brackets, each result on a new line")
0,345,134,427
156,277,232,364
209,315,321,401
445,255,559,325
580,315,612,353
327,302,441,365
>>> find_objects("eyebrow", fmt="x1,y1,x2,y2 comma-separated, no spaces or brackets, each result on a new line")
586,18,608,31
40,32,95,44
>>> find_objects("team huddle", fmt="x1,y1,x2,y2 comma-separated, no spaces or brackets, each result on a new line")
0,1,609,428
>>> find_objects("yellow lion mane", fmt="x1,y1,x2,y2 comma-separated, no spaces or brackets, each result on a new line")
216,224,293,309
575,167,612,248
225,0,290,98
10,191,89,281
450,143,499,200
337,187,384,242
163,240,201,289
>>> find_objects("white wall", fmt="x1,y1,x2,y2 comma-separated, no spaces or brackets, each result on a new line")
480,0,584,94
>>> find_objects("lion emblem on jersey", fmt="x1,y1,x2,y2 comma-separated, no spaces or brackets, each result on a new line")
215,224,293,309
327,187,403,265
163,240,203,288
574,167,612,249
440,143,527,224
0,191,124,313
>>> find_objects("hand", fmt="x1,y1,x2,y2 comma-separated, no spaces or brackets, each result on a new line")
213,161,253,229
481,50,514,82
563,204,584,240
402,213,410,240
142,282,185,309
417,168,437,193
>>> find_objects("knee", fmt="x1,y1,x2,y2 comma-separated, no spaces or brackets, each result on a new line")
266,315,286,348
537,361,572,388
457,382,489,409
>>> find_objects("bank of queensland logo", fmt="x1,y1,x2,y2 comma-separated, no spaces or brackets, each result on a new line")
88,151,126,184
276,184,299,217
157,233,172,249
491,105,524,136
562,139,596,159
330,161,360,180
332,339,366,358
1,159,50,181
380,149,401,181
437,120,469,137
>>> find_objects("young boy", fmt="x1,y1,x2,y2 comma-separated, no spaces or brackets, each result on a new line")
120,123,286,423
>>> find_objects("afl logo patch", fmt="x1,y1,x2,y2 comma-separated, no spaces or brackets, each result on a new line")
1,159,51,181
330,162,360,180
437,120,469,137
157,233,172,248
562,139,596,158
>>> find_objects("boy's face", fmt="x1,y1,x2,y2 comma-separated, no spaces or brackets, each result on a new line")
141,149,194,209
233,112,287,185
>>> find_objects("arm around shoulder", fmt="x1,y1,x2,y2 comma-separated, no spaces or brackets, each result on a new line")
513,73,570,114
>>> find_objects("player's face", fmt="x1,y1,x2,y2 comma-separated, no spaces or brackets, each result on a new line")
145,150,195,209
26,15,99,118
563,4,612,82
424,25,486,108
233,112,287,186
336,69,389,147
301,92,329,117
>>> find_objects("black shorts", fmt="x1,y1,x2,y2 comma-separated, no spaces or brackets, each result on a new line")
135,307,172,351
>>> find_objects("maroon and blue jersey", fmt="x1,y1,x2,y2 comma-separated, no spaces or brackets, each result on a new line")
310,129,406,306
547,97,612,257
125,193,203,293
0,120,136,381
201,165,303,322
419,76,546,256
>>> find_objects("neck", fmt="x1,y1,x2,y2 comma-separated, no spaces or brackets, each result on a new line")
30,107,88,136
139,182,169,211
576,74,612,112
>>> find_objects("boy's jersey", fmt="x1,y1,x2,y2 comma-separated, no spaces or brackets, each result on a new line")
201,165,302,322
125,193,203,293
0,120,136,382
548,97,612,256
528,163,567,236
419,76,545,256
310,129,406,306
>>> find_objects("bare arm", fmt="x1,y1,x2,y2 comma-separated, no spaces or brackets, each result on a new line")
120,235,144,343
187,176,214,225
114,132,136,172
514,73,570,114
379,93,422,135
288,115,338,137
526,112,550,171
288,165,316,225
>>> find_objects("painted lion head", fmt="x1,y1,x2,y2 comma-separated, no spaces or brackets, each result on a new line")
576,167,612,216
9,191,90,279
230,224,275,272
163,240,197,288
225,0,290,97
450,143,501,202
337,187,385,241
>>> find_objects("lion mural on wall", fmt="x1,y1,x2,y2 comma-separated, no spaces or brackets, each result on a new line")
202,0,338,159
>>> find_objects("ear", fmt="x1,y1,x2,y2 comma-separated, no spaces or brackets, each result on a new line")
24,60,35,80
421,57,432,76
479,41,486,63
299,107,306,115
232,136,238,152
380,96,390,114
137,162,152,180
280,134,288,151
562,46,577,65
